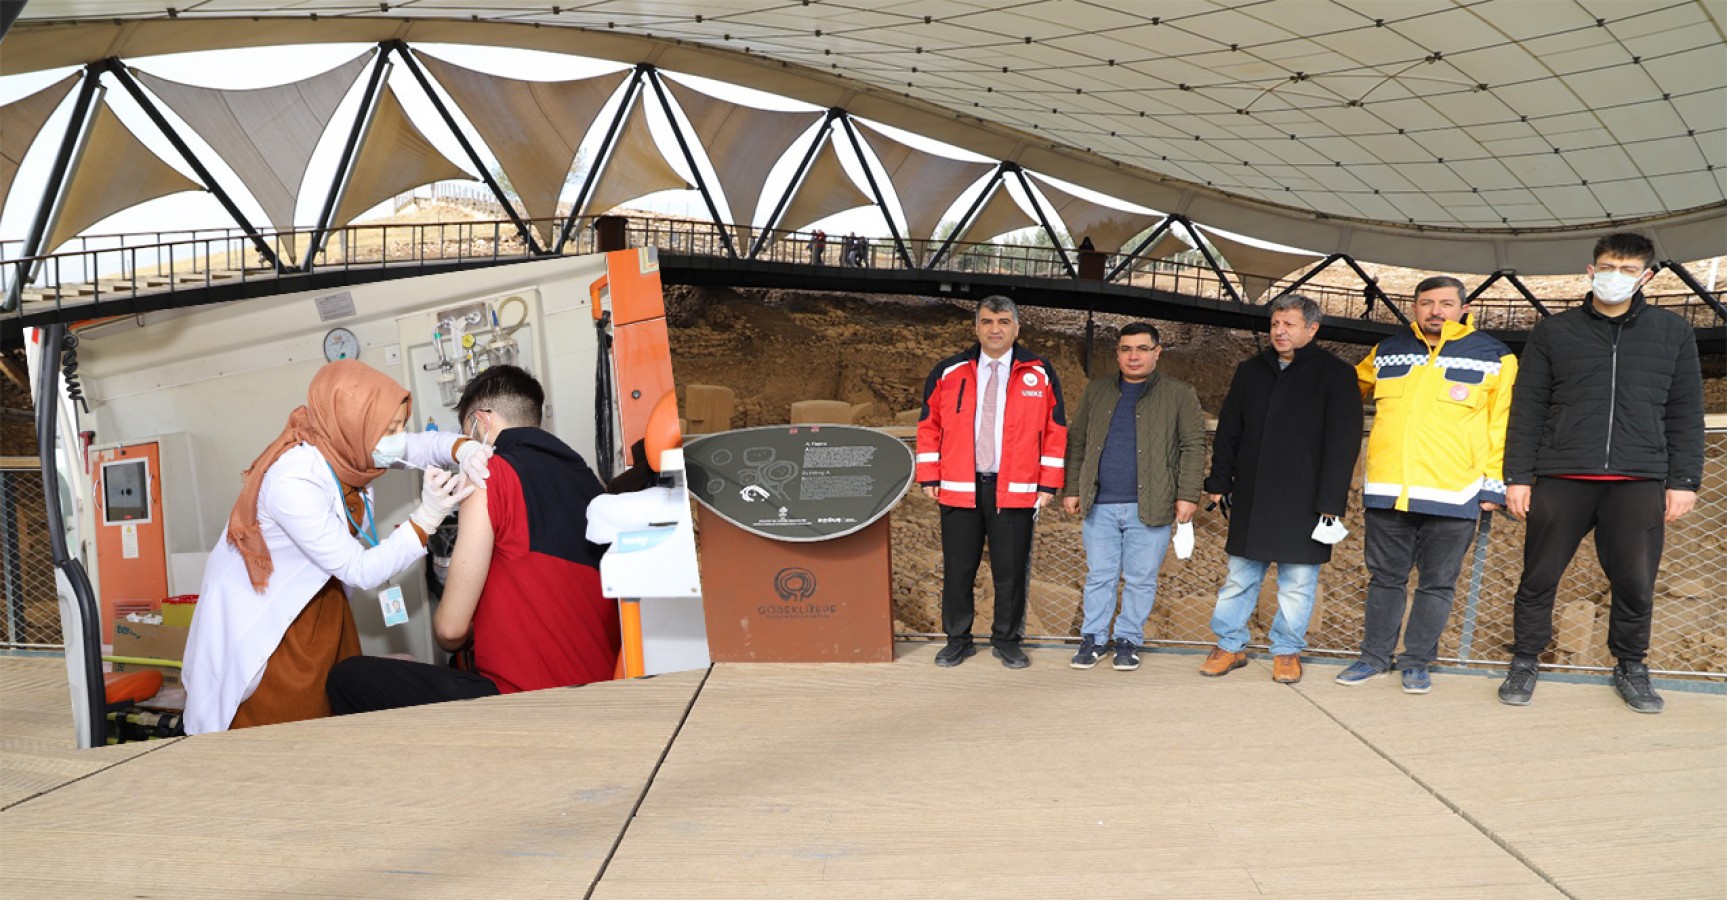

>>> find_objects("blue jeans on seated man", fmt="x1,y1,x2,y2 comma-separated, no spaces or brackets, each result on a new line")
1079,503,1173,646
1210,555,1322,656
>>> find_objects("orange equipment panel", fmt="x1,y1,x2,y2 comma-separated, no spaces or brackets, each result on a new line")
92,442,168,638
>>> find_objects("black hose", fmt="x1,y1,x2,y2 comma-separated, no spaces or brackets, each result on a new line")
593,311,616,483
36,323,106,749
60,333,89,414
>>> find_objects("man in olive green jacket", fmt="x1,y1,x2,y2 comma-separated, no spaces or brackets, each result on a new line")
1061,323,1208,670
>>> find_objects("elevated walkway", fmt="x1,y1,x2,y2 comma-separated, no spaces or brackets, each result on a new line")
6,218,1722,354
3,650,1722,897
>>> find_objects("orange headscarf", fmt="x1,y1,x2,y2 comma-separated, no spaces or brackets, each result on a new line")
226,360,410,590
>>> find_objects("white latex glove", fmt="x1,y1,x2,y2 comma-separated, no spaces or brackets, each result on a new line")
411,468,474,532
455,439,493,488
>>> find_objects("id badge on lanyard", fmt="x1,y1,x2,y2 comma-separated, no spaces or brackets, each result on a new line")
329,462,409,627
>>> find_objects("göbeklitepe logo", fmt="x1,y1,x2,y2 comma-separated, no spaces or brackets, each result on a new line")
774,567,818,602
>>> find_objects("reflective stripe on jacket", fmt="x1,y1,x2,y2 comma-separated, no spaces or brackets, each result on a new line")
1357,319,1516,519
916,344,1067,508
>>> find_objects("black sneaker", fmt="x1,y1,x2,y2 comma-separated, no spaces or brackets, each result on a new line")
992,644,1030,669
1497,657,1539,706
1613,661,1664,714
1070,635,1105,669
1112,639,1141,671
934,643,976,668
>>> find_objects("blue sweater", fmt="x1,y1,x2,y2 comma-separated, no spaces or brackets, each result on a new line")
1094,380,1146,504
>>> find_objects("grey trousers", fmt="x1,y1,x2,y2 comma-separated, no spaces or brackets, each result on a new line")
1361,507,1478,669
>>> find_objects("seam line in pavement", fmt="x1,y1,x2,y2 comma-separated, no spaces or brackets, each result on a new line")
1293,686,1580,900
585,665,715,899
1,736,186,813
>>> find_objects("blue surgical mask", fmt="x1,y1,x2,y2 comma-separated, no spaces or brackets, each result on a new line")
371,432,408,468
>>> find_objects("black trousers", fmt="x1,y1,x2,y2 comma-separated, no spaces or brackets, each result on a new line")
326,655,500,716
1511,478,1665,663
939,475,1036,648
1362,508,1478,669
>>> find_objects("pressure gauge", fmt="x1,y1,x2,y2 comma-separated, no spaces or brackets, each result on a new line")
323,327,360,362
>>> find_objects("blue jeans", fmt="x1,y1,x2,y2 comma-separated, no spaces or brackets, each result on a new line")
1210,555,1322,655
1079,503,1172,646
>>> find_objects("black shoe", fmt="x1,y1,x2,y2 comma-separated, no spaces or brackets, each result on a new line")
1112,639,1141,671
934,643,976,668
1070,635,1105,669
1613,661,1664,714
992,644,1030,669
1497,657,1539,706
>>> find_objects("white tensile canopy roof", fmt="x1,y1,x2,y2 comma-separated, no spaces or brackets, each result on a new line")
5,1,1723,274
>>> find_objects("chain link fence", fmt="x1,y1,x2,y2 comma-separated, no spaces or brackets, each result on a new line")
892,429,1726,679
1,462,63,651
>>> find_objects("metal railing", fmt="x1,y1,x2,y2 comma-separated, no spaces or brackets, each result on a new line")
6,213,1723,329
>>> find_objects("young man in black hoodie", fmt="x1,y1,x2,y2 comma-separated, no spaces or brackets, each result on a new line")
1498,232,1705,714
326,366,617,714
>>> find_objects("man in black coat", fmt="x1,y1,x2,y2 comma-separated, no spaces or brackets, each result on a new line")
1200,294,1363,685
1497,232,1705,714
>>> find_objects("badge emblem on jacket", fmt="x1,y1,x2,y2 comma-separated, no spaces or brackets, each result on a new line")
1449,384,1470,401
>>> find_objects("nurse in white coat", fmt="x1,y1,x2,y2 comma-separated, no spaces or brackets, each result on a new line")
183,360,489,733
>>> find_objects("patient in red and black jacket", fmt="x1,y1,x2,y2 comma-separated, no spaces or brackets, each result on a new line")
326,366,618,715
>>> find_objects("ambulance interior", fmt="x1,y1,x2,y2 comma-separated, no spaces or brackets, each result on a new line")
35,249,708,748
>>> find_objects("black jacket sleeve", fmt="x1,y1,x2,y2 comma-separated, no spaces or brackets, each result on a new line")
1504,322,1552,485
1664,327,1705,490
1316,358,1364,515
1205,362,1247,495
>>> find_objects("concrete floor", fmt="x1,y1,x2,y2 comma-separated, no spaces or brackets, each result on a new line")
1,647,1723,898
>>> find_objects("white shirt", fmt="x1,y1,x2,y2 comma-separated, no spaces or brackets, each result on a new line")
973,351,1011,474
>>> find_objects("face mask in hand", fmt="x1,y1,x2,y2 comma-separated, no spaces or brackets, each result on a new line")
1591,270,1642,305
1311,515,1349,546
371,432,408,468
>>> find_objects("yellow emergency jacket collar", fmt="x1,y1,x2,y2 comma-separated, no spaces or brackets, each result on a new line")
1409,317,1474,351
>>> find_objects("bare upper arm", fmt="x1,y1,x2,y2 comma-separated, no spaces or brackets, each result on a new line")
433,487,495,649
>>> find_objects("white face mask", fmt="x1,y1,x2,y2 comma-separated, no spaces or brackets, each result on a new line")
1592,270,1642,305
371,432,408,468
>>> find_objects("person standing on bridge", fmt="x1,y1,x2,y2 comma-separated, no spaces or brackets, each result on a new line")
1497,232,1704,714
917,296,1067,669
1200,294,1362,684
1061,323,1205,671
1335,276,1516,695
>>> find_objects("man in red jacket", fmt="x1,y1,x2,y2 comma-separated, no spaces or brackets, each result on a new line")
917,296,1067,668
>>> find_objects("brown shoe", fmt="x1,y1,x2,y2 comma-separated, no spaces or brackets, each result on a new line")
1273,654,1303,684
1200,647,1248,677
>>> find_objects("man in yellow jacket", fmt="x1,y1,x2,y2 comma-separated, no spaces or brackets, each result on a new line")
1336,276,1517,694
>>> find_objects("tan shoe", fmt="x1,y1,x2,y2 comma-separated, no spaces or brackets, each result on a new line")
1273,654,1303,684
1200,647,1248,677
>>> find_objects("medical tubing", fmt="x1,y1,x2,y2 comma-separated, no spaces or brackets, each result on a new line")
496,294,529,337
60,332,89,414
